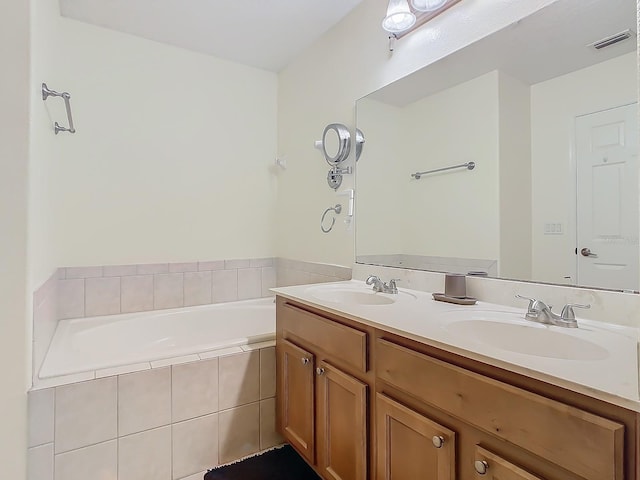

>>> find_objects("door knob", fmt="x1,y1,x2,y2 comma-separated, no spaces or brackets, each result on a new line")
316,367,325,375
580,247,598,258
474,460,489,475
301,357,310,365
432,436,445,448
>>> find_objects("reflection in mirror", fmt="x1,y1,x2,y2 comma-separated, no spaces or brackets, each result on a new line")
355,0,639,292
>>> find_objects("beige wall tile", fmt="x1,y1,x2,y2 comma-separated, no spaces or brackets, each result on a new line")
218,402,260,464
170,262,199,273
172,414,219,480
198,260,224,271
121,275,154,313
28,443,53,480
103,264,137,277
155,273,184,309
237,268,261,300
119,367,171,436
260,398,284,450
172,358,219,422
137,263,169,275
261,266,276,297
225,259,251,269
218,351,260,410
119,427,172,480
28,388,54,447
55,378,117,453
64,266,103,279
58,279,85,319
184,271,212,306
54,440,117,480
250,258,274,268
212,270,238,303
85,277,121,316
260,347,276,399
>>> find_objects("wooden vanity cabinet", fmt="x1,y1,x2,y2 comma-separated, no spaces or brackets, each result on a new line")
276,298,373,480
276,297,639,480
376,392,455,480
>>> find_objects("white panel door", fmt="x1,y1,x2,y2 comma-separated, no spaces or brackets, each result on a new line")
576,103,638,291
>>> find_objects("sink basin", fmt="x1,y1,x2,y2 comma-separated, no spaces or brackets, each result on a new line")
306,284,416,306
441,311,609,361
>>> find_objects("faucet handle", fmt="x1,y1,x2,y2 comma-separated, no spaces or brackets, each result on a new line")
366,275,380,286
388,278,400,293
515,294,537,312
560,303,590,321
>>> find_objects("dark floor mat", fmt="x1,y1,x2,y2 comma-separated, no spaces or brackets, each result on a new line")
203,445,321,480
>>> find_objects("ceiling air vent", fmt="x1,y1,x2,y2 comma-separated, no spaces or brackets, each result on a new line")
591,29,633,50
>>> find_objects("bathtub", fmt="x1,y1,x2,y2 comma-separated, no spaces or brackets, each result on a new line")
39,297,276,379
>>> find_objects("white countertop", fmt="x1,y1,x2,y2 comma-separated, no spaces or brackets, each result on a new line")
273,280,640,412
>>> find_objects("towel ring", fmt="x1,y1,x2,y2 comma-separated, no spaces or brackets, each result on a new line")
321,204,342,233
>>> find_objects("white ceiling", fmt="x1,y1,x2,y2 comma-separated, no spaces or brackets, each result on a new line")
59,0,364,72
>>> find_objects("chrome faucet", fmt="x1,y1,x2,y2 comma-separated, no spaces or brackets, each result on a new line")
516,295,590,328
366,275,400,294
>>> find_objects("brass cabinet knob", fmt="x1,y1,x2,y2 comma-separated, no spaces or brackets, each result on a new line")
431,436,445,448
316,367,325,375
474,460,489,475
301,357,310,365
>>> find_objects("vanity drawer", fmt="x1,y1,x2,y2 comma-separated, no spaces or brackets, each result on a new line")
376,339,624,480
280,301,368,372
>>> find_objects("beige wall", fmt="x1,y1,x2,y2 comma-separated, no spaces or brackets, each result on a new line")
498,71,532,279
402,71,500,261
530,52,637,283
276,0,559,267
29,0,278,291
0,1,29,478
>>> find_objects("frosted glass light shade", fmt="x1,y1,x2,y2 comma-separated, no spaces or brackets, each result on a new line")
382,0,416,33
411,0,447,12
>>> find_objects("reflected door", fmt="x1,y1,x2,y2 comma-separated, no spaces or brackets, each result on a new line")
576,103,638,291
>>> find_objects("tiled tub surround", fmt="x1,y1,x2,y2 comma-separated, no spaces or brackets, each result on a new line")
28,346,283,480
32,258,351,382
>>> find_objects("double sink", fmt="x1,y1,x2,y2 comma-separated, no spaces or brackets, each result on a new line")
304,282,615,362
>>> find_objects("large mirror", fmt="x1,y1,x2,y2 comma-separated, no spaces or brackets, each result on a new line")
356,0,639,293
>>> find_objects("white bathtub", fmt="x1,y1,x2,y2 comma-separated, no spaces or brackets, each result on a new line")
39,297,276,379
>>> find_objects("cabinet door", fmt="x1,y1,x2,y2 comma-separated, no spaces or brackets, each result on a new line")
278,339,315,463
316,361,368,480
473,446,546,480
376,393,455,480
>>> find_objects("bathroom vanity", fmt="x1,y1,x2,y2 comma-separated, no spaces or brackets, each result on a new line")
274,282,640,480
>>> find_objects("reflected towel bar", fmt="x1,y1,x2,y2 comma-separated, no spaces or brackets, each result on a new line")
42,83,76,134
411,161,475,179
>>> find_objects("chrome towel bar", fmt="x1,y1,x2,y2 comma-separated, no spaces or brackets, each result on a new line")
411,161,475,179
42,83,76,134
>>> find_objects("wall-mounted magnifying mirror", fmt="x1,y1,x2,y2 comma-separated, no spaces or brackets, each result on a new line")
355,128,365,162
322,123,351,165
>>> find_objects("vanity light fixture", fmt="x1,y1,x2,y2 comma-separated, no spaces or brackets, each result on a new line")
411,0,447,12
382,0,416,33
383,0,462,40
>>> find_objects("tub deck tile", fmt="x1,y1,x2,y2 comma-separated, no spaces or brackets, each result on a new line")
151,354,200,369
96,362,151,379
198,347,244,361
